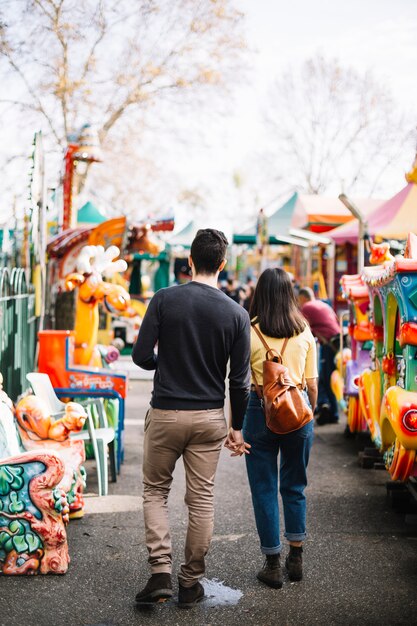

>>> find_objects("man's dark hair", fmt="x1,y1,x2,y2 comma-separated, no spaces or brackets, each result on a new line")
250,268,306,338
190,229,228,275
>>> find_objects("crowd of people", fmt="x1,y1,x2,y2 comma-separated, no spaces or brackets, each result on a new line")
219,275,255,311
132,229,343,608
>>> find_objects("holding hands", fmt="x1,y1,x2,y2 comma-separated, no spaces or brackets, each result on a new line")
224,427,251,457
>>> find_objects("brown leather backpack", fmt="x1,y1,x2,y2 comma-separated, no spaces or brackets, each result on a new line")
251,324,313,435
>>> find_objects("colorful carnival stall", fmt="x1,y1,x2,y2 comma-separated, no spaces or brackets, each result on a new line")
329,157,417,297
233,192,381,300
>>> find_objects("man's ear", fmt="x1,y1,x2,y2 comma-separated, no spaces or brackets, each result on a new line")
188,255,193,269
218,259,227,272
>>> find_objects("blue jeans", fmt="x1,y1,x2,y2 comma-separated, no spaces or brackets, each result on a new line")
243,392,314,555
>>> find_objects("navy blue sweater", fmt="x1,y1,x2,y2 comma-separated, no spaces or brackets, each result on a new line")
132,281,250,429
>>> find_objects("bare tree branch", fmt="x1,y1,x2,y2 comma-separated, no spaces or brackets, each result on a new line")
0,0,246,212
263,54,415,195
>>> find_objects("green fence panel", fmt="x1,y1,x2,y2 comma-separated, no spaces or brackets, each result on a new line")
0,268,37,401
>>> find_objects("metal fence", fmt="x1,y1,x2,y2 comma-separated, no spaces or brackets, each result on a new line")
0,268,37,401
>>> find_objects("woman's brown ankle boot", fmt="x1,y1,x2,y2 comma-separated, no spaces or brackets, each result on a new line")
285,545,303,581
257,554,283,589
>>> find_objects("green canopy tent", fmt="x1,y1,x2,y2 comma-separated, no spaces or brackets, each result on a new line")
233,193,307,246
77,201,106,225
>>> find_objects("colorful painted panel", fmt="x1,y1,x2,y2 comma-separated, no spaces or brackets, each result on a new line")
0,451,69,575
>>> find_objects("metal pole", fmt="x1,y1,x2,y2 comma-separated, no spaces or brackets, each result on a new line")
327,240,335,302
306,243,312,287
358,219,364,272
62,144,78,231
338,194,368,273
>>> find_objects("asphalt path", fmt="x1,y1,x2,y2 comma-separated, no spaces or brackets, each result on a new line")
1,380,417,626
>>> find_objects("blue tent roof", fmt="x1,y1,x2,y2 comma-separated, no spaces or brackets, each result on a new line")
77,201,105,224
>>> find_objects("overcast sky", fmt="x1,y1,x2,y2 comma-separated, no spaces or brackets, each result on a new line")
1,0,417,231
240,0,417,146
160,0,417,231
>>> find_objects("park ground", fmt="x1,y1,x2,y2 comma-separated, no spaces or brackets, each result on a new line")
1,378,417,626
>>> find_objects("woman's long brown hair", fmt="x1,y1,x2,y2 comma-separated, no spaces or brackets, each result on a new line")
249,268,306,338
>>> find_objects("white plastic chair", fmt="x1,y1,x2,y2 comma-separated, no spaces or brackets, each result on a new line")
26,373,116,496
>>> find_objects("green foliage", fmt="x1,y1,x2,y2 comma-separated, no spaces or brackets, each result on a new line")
8,491,24,514
0,519,42,554
0,465,24,496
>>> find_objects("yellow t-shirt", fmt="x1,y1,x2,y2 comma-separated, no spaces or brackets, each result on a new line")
251,324,318,387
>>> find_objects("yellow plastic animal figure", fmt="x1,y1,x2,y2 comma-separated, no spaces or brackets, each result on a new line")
65,245,130,366
15,396,86,441
358,368,382,444
15,395,87,518
368,240,394,266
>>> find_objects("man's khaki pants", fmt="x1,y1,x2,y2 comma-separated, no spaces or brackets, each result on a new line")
142,407,227,587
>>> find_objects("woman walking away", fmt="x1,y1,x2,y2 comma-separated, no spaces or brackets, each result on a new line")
229,268,318,589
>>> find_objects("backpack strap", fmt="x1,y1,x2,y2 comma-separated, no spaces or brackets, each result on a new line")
250,324,271,403
252,323,288,362
280,337,289,356
251,323,272,352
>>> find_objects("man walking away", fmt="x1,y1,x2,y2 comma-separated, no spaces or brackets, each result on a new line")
298,287,340,425
132,229,251,608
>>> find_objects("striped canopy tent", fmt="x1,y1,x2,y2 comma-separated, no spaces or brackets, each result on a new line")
291,193,382,233
233,192,381,244
329,183,417,244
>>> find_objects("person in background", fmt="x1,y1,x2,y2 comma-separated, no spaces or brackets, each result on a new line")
132,228,250,608
298,287,340,425
226,268,317,589
242,276,255,312
225,276,241,303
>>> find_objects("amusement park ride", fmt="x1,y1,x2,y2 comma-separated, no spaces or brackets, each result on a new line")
328,154,417,490
337,230,417,483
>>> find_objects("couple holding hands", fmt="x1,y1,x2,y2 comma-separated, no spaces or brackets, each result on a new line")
132,228,317,608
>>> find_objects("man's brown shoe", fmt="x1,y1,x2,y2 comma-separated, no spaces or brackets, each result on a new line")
178,581,205,608
135,573,173,604
257,554,283,589
285,545,303,581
